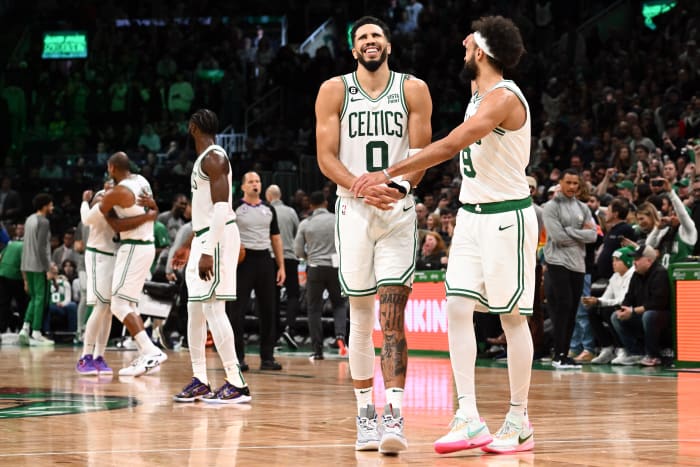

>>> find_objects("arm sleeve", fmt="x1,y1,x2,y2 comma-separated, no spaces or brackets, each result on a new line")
201,203,228,256
81,202,104,226
669,189,698,246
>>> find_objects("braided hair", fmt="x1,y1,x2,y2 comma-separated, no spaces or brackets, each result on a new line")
190,108,219,136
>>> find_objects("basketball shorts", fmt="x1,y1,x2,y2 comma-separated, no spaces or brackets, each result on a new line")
186,222,240,302
445,205,537,314
335,196,417,296
112,242,155,303
85,247,115,305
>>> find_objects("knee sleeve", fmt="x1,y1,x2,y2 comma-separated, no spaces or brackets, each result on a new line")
111,296,135,322
348,295,376,381
500,313,533,406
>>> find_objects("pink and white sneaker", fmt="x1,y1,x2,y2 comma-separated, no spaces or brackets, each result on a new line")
481,414,534,454
434,413,492,454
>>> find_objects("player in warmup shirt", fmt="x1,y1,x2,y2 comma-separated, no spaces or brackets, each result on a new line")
99,152,168,377
172,108,250,404
352,16,536,455
315,16,432,454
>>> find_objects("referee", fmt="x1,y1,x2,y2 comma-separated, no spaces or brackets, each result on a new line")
226,171,285,371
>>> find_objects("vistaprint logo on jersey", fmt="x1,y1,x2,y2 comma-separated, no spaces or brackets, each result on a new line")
387,93,399,104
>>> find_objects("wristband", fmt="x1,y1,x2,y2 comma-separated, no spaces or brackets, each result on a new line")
202,202,229,256
387,181,408,195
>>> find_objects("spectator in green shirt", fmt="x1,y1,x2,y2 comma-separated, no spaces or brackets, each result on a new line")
0,223,27,332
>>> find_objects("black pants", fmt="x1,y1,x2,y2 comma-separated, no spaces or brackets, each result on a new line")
587,305,619,348
0,276,27,332
226,249,278,362
279,258,300,333
545,264,584,359
306,265,347,353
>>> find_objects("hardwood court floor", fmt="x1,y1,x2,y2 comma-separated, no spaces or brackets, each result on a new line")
0,345,698,466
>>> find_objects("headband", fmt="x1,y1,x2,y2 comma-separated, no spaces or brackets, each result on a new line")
473,31,495,60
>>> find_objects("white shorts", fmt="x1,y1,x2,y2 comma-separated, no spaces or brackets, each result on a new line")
85,248,115,305
112,242,155,303
335,196,417,296
186,221,240,302
445,203,537,314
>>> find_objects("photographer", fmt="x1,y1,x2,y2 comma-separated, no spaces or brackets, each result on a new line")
646,178,697,268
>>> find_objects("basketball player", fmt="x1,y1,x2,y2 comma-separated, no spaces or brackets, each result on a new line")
315,16,432,454
99,152,168,377
351,16,536,454
76,180,157,376
172,108,250,404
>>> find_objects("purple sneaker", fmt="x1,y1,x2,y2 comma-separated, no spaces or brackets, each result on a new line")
202,380,252,404
174,377,212,402
76,354,98,376
93,356,113,374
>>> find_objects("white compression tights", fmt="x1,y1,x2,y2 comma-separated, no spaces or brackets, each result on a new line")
348,295,376,381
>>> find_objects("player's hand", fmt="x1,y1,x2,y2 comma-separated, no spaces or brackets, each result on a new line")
362,185,402,211
171,246,190,270
350,171,389,198
137,194,158,211
276,267,286,286
199,253,214,281
82,190,93,202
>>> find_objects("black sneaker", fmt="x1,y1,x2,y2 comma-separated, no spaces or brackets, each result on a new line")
202,381,252,404
239,361,249,372
260,359,282,371
309,352,324,360
173,377,212,402
281,329,298,350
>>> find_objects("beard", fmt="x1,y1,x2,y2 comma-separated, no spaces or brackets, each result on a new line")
357,48,388,72
462,55,478,82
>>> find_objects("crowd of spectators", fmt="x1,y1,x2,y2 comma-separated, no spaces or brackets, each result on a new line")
0,0,698,363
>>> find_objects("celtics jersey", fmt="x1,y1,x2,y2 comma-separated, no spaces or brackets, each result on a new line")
114,174,154,241
81,190,116,253
337,71,410,197
190,144,235,233
459,80,531,204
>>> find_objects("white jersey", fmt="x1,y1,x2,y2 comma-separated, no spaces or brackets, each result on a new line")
113,174,154,241
337,71,410,197
190,144,235,233
80,190,116,254
459,80,531,204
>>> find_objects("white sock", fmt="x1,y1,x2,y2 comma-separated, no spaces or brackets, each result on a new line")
508,403,528,422
203,300,245,388
187,302,208,385
447,296,480,420
500,312,533,420
354,387,373,415
134,330,159,355
385,387,404,411
22,322,30,332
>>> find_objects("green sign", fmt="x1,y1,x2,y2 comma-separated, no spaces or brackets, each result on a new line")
42,31,88,59
414,270,445,283
642,1,677,30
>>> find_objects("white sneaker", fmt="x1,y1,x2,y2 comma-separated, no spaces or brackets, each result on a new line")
618,354,643,366
29,333,55,346
591,346,615,364
482,414,534,454
610,348,629,365
119,351,168,377
18,328,30,346
379,404,408,455
434,412,492,454
355,404,380,451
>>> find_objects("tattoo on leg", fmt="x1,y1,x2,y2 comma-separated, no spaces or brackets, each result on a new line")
379,286,409,383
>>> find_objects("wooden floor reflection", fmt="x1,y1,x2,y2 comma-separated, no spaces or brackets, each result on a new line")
0,346,698,466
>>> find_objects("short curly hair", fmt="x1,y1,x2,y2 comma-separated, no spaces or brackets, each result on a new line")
471,16,525,71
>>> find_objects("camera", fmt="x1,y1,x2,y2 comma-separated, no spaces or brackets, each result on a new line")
651,179,664,187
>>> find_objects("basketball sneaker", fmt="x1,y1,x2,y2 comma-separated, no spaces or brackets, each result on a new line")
18,328,29,346
202,381,251,404
379,404,408,455
355,404,380,451
173,377,212,402
93,356,113,374
29,332,55,346
118,351,168,377
481,414,534,454
76,354,98,376
434,412,492,454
